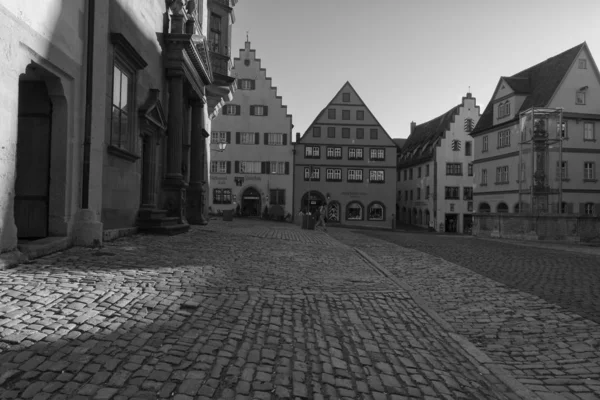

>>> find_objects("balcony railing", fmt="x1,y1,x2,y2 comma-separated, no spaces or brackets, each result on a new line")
209,41,230,57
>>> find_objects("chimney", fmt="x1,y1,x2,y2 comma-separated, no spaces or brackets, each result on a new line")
296,132,301,142
410,121,416,135
466,92,472,99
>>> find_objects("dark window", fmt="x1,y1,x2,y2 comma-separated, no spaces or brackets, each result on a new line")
426,164,430,176
370,128,378,139
356,110,364,120
463,187,473,200
328,109,336,119
446,163,463,176
342,110,350,120
465,141,472,156
110,64,132,150
342,93,350,102
269,189,285,205
468,163,473,176
356,128,364,139
417,167,421,178
209,14,222,52
445,186,460,200
327,127,335,138
342,127,350,138
313,126,321,137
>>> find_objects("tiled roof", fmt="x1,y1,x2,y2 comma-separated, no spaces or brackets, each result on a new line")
472,42,585,134
398,105,460,166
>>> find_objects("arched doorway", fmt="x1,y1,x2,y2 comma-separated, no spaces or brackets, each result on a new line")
14,67,55,239
425,210,430,227
241,187,261,217
300,191,326,214
497,202,509,213
478,202,491,213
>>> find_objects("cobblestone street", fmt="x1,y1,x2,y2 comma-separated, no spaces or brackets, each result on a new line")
0,220,528,400
333,229,600,400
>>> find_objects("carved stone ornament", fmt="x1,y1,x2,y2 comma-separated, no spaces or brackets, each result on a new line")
186,0,196,14
168,0,185,15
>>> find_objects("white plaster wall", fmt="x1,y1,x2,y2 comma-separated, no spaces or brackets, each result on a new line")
549,47,600,114
210,42,294,215
0,1,85,252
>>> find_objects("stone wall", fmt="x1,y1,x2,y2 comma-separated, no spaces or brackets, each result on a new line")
473,213,600,243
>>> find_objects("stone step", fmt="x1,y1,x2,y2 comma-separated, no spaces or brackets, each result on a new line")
138,208,169,220
137,217,180,229
140,223,190,236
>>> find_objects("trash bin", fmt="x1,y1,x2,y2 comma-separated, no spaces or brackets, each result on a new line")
223,209,233,221
301,214,315,230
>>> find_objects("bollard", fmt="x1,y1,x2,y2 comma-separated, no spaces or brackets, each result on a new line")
391,213,396,231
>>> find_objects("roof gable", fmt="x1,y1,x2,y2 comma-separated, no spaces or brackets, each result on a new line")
299,81,395,146
473,42,585,134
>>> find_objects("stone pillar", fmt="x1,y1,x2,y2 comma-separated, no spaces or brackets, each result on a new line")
187,99,208,224
163,74,187,224
165,75,184,185
140,135,156,208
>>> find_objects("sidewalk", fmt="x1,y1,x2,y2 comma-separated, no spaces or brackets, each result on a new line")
0,219,532,399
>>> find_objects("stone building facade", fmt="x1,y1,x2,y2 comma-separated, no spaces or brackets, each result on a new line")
397,93,481,233
209,40,294,219
0,0,237,266
294,82,398,229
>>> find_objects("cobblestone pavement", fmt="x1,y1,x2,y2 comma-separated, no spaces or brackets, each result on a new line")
329,228,600,400
0,220,524,400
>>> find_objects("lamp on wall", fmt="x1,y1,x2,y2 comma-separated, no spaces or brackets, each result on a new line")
212,138,227,152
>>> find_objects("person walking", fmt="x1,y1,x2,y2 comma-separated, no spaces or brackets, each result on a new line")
314,204,327,232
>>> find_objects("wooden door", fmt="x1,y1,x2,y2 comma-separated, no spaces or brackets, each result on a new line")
14,82,51,239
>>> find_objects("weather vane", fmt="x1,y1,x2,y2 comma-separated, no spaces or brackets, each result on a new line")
246,31,249,42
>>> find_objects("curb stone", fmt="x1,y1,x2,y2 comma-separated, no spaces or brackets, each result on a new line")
353,248,545,400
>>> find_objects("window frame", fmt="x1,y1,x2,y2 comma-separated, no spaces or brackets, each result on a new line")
445,186,460,200
497,129,511,148
576,91,586,105
446,163,463,176
369,148,385,161
495,166,509,184
347,169,363,182
369,169,385,183
342,127,350,138
342,110,350,120
326,147,342,159
328,109,336,119
304,145,321,159
356,128,364,139
348,147,364,160
304,167,320,181
326,168,342,182
269,189,286,206
370,128,378,140
584,122,595,141
356,110,364,120
584,161,596,180
367,202,385,221
211,161,227,174
346,201,364,221
482,136,489,152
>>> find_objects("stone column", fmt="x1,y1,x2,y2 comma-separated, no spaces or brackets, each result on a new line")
163,73,187,224
187,99,208,224
140,135,156,208
165,75,184,185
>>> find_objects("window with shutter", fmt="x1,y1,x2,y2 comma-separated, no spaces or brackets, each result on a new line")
235,132,240,144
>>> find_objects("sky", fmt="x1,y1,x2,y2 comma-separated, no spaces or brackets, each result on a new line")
229,0,600,139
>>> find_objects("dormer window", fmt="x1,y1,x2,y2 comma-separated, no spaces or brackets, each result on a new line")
579,59,587,69
576,91,586,105
498,101,510,119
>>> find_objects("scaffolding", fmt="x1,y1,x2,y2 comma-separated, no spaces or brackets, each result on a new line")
518,107,564,214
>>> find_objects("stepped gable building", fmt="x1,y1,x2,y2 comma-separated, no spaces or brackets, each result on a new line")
397,93,481,233
294,81,398,228
470,42,600,216
209,40,294,219
0,0,237,266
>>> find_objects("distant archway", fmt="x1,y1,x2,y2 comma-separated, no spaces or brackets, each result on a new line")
478,202,491,213
497,202,509,213
241,186,261,217
300,191,326,215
